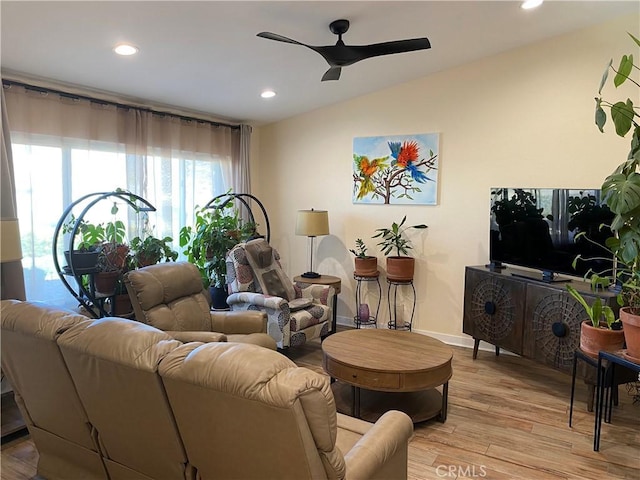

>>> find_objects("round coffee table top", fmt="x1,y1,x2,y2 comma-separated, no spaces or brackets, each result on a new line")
322,329,453,391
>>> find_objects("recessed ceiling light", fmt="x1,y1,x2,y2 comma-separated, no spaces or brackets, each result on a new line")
521,0,543,10
113,43,139,56
261,90,276,99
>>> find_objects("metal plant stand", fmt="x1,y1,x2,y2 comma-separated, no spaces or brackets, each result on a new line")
387,279,416,330
353,272,381,328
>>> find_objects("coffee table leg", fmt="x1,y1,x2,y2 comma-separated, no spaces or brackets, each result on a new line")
438,382,449,422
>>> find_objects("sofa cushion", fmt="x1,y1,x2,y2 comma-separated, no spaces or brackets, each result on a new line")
159,342,346,479
57,317,190,480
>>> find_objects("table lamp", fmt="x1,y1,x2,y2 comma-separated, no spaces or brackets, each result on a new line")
1,218,24,300
1,218,22,264
296,209,329,279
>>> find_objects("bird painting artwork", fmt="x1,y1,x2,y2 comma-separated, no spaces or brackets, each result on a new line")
352,133,439,205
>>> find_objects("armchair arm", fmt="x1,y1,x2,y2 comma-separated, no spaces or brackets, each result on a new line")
209,310,268,335
341,410,413,480
295,284,335,306
165,331,227,343
226,292,288,310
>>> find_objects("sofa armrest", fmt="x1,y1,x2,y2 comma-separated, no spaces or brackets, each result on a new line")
165,331,227,343
209,310,268,335
342,410,413,480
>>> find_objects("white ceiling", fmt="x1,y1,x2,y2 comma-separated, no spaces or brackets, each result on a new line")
1,1,638,126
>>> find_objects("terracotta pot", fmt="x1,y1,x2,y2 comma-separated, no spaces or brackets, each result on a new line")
136,254,157,268
579,320,625,359
386,256,415,282
113,293,132,317
94,271,119,295
354,256,378,277
103,244,130,269
620,307,640,362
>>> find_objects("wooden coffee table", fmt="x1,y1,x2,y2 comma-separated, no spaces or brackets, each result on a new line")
322,329,453,423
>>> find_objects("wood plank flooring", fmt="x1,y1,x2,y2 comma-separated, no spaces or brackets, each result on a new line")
2,334,639,480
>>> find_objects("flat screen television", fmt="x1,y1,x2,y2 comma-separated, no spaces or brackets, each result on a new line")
489,188,615,282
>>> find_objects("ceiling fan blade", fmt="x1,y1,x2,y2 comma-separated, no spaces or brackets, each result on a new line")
257,32,308,47
322,38,431,67
321,67,342,82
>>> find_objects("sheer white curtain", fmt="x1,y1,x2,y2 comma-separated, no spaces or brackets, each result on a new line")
3,82,247,308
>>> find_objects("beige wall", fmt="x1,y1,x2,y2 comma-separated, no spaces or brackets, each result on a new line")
251,14,639,344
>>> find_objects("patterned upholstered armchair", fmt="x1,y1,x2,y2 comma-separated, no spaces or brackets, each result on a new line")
226,238,334,349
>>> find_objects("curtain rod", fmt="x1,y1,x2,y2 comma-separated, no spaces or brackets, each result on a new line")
1,79,240,131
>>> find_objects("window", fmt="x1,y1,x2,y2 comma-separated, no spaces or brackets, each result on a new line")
13,133,229,309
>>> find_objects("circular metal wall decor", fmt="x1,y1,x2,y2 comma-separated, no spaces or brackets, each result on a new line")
470,278,515,342
532,293,583,369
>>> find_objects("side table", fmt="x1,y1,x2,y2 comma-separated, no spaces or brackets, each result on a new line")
594,350,640,451
294,274,341,337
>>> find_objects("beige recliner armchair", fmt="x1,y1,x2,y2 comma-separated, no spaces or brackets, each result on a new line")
124,261,276,350
159,341,414,480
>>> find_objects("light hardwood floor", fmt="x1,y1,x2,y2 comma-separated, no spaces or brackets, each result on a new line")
2,334,639,480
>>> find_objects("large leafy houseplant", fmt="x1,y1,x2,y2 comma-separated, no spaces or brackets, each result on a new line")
569,33,640,359
373,216,427,281
179,200,257,289
128,235,178,268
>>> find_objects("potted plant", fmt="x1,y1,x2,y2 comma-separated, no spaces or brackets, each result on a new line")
93,248,121,296
180,200,257,308
566,284,624,358
350,238,378,277
129,235,178,268
372,216,427,281
61,215,105,271
592,32,640,361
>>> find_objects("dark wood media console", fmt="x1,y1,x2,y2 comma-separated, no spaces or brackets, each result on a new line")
463,265,619,373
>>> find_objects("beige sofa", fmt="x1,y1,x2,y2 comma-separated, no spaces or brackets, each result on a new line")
1,300,414,480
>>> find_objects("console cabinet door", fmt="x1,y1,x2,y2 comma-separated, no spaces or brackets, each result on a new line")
463,267,526,355
523,284,584,372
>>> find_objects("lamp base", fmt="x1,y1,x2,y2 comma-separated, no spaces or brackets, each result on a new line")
301,271,321,279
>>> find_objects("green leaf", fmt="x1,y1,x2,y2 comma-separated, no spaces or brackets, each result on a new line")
595,100,606,133
598,59,612,94
613,55,633,87
629,32,640,48
602,172,640,215
611,100,634,137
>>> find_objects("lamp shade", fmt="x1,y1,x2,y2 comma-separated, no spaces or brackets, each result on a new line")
1,218,23,263
296,209,329,237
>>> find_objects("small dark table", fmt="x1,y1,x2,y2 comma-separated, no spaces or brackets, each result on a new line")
593,350,640,451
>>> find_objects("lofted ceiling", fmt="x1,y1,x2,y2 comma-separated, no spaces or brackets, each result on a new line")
1,1,638,126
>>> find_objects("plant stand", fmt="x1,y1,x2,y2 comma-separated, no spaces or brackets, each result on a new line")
353,272,381,328
52,190,156,318
386,279,416,331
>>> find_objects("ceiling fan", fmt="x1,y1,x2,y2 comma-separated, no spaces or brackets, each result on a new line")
257,19,431,82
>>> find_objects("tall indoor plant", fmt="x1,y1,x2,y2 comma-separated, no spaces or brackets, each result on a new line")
179,200,257,308
373,216,427,281
574,33,640,361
